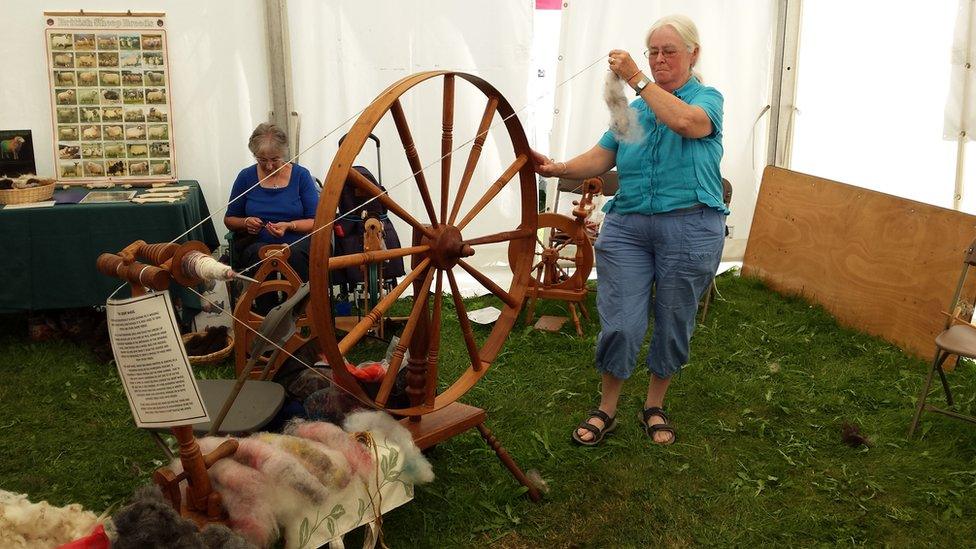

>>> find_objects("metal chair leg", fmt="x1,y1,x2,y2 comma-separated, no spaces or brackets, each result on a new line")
699,278,717,323
937,362,954,407
148,430,175,460
910,349,947,437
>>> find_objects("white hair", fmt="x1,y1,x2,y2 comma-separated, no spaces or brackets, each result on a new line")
647,14,703,82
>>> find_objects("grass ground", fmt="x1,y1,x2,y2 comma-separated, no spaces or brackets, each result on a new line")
2,273,976,547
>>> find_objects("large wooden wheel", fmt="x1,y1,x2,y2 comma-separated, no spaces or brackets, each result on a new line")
309,71,538,416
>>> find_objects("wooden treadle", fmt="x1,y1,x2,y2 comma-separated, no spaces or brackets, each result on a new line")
399,401,486,450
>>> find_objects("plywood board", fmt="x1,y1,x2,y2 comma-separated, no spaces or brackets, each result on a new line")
743,166,976,358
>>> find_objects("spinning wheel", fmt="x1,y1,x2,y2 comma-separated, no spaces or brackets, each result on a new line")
524,212,594,292
309,71,541,500
508,177,601,336
309,71,538,417
232,245,304,379
96,71,542,505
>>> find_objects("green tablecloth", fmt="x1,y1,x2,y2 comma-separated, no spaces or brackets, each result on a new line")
0,181,219,312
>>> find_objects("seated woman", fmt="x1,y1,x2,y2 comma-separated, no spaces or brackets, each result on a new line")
224,122,319,281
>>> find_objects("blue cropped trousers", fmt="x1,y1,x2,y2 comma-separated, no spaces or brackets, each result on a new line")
593,207,725,380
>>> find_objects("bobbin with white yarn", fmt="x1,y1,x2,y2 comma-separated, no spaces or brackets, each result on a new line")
181,250,235,282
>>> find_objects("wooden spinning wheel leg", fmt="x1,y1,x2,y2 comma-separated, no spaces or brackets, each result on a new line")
476,423,542,502
524,292,538,325
523,262,544,325
568,303,583,337
578,301,590,321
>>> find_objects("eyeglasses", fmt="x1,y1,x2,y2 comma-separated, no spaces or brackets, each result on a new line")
644,48,680,60
255,156,283,165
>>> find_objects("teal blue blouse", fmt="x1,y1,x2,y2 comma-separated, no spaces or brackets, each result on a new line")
598,76,727,215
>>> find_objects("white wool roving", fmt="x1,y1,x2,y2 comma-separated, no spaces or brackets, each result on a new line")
343,410,435,484
603,71,643,143
0,490,104,548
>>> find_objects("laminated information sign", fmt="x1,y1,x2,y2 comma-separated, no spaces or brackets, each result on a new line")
107,291,208,427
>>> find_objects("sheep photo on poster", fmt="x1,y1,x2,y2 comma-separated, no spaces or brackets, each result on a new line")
45,17,175,182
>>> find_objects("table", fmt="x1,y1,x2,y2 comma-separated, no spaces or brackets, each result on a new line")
0,181,219,312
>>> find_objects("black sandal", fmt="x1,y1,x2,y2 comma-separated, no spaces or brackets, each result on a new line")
639,406,676,445
572,409,618,446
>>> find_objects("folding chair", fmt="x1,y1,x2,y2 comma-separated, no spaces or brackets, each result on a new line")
909,238,976,436
699,177,733,322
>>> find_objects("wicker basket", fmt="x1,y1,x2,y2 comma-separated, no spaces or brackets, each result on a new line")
0,179,56,205
182,332,234,365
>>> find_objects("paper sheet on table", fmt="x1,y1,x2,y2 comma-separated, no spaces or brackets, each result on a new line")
3,200,55,209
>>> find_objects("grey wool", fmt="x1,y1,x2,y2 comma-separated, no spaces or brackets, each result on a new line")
603,71,643,143
111,485,255,549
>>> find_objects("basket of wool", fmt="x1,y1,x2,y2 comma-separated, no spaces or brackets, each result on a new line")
0,176,55,205
182,325,233,365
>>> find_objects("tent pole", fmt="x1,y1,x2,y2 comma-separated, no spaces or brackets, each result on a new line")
954,0,975,210
265,0,297,156
766,0,802,168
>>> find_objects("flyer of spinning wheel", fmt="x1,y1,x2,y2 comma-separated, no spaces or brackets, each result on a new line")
46,13,175,182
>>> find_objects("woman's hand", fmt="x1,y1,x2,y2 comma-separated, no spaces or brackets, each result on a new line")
531,149,565,178
608,49,640,83
265,221,291,238
244,216,263,234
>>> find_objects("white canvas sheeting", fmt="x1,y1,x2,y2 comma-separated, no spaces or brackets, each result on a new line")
287,0,533,295
547,0,776,259
791,1,959,210
945,0,976,141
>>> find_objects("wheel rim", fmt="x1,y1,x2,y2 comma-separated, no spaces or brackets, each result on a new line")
309,71,537,415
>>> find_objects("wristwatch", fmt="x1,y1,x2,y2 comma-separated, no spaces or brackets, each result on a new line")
632,74,652,96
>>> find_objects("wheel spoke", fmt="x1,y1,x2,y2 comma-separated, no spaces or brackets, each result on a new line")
441,75,455,222
553,238,573,253
557,255,579,262
338,258,431,355
446,269,483,371
462,228,534,247
425,270,444,408
457,259,520,309
456,155,527,231
327,245,429,271
391,99,439,227
448,96,499,225
375,266,435,407
534,262,546,286
346,168,435,240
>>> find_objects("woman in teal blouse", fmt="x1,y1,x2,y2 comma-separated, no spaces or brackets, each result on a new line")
534,15,727,447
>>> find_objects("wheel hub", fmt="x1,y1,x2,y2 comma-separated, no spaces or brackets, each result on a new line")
428,225,474,270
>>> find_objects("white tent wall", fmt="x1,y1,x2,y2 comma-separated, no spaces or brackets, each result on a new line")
547,0,777,260
287,0,533,295
0,1,273,223
791,1,961,211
